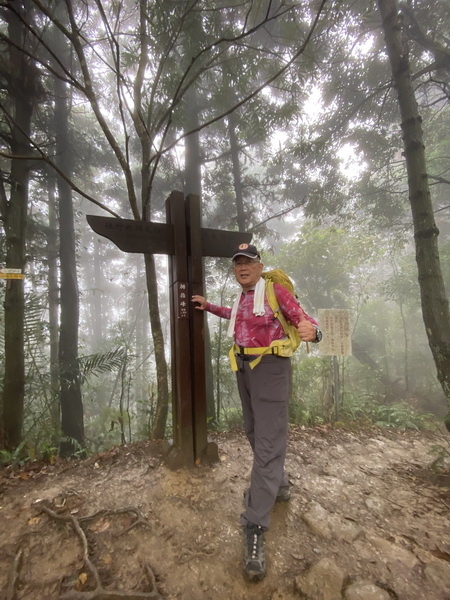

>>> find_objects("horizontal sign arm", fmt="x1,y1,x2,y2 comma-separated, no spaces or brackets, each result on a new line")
87,215,251,258
86,215,175,255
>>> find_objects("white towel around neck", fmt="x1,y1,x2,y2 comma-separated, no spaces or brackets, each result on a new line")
227,277,266,338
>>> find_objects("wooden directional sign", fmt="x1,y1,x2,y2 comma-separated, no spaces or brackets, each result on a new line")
87,191,251,467
87,215,249,258
86,217,174,255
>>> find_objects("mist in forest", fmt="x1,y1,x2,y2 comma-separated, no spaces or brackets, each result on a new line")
0,0,448,458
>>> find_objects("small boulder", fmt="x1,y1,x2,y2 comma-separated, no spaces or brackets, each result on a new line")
344,581,392,600
294,557,345,600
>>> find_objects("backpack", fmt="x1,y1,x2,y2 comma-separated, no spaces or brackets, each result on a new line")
262,270,302,354
262,268,296,296
228,268,304,371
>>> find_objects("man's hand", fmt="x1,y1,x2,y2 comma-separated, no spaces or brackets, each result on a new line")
192,295,207,310
297,319,316,342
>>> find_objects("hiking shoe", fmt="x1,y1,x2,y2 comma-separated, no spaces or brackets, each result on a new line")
276,485,291,502
243,523,266,581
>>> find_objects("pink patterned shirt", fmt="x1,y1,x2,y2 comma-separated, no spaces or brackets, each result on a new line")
205,282,318,348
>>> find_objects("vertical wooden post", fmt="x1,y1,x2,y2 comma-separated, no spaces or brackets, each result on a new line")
186,194,208,461
166,191,194,466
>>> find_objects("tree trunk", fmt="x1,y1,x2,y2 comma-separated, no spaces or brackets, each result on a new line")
184,85,217,426
47,176,60,441
227,110,247,233
52,17,84,456
378,0,450,427
1,3,34,450
144,254,170,439
91,237,104,349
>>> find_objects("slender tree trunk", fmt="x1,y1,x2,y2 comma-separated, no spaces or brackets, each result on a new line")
140,161,170,439
130,0,171,440
52,18,84,456
135,263,148,424
1,3,34,449
144,254,170,439
398,301,410,392
47,177,60,440
91,237,104,348
227,110,247,233
184,87,202,198
378,0,450,427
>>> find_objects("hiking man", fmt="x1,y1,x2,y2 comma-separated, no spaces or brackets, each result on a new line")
192,243,321,581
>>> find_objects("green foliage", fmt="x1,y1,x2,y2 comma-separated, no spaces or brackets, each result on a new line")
78,347,128,385
372,403,435,431
59,435,87,459
289,356,331,426
288,351,436,431
218,406,244,431
429,442,450,473
0,440,29,467
276,222,387,312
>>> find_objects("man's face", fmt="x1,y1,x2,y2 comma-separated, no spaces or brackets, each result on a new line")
233,257,264,291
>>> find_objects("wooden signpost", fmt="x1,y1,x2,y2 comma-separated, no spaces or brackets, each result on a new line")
87,191,251,467
318,309,352,420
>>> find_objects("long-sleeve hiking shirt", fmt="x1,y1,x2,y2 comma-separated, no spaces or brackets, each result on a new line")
205,282,318,349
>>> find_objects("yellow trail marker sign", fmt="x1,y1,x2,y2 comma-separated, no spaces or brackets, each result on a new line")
0,269,25,279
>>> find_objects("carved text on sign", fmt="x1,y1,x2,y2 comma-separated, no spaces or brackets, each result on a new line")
177,282,189,319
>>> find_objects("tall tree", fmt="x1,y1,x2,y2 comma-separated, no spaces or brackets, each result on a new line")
52,12,84,456
377,0,450,425
47,174,60,440
0,1,38,449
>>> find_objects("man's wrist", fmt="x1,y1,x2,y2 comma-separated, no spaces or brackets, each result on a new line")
313,326,322,343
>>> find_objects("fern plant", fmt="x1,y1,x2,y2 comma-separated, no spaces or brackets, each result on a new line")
373,402,434,431
78,347,128,385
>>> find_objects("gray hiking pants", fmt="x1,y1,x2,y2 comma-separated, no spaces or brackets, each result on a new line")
236,354,291,530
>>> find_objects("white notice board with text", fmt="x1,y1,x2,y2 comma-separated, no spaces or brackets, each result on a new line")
318,309,352,357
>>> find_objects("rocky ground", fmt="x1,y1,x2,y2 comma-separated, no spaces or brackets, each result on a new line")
1,425,450,600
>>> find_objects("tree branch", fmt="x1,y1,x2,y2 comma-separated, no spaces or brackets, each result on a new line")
63,0,141,219
0,149,121,219
249,197,308,232
428,174,450,186
401,3,450,76
154,0,329,162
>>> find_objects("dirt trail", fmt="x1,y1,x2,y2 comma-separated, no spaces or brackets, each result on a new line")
1,426,449,600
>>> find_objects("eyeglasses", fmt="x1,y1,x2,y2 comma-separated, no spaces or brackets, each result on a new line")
233,259,260,267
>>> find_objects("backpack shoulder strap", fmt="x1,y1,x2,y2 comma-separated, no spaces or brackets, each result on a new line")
264,278,277,313
265,280,289,336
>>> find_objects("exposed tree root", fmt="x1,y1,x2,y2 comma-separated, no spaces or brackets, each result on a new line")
35,501,163,600
6,545,23,600
77,507,153,536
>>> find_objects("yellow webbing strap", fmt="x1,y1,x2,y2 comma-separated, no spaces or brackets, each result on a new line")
229,344,273,372
229,346,238,372
265,280,292,342
229,341,293,371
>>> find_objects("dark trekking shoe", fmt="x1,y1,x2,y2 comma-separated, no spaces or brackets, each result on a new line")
276,485,291,502
243,523,266,581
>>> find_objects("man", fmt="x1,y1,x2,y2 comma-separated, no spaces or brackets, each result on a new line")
192,243,321,582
